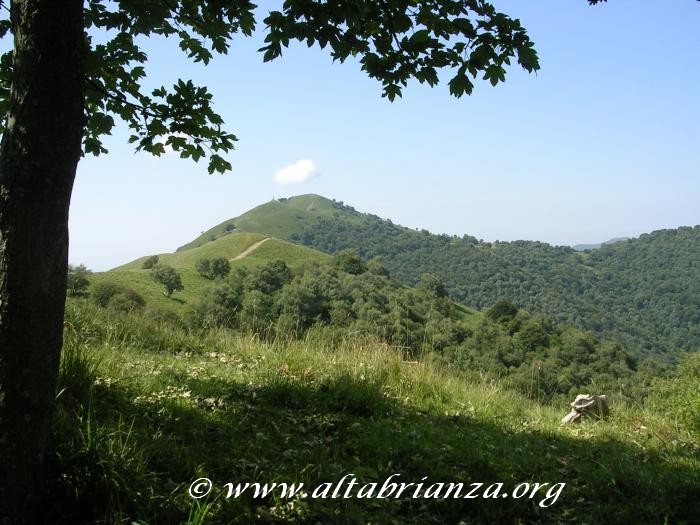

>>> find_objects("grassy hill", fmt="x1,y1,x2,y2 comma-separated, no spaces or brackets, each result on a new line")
115,231,329,272
178,195,698,359
98,232,331,312
50,300,699,524
175,195,364,252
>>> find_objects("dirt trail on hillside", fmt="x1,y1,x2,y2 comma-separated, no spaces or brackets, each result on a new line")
231,238,271,261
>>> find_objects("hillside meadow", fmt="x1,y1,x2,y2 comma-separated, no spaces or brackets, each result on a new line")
51,300,699,524
94,234,330,313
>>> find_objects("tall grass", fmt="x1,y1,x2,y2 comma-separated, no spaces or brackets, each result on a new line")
47,300,699,524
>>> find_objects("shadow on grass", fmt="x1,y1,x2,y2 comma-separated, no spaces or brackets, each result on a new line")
49,372,699,525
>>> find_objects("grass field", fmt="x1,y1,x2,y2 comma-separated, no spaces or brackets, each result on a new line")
176,195,366,252
51,300,700,524
113,232,267,271
88,268,209,312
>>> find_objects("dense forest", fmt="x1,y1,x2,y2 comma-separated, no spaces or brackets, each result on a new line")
287,205,698,360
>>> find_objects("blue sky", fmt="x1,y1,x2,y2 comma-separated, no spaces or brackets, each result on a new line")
69,1,700,270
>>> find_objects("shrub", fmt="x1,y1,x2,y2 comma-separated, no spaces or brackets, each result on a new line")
92,282,124,307
196,257,231,280
486,300,519,323
418,273,448,298
367,257,390,277
247,260,292,294
67,264,91,296
151,264,184,297
210,257,231,279
107,292,145,313
332,249,366,275
143,307,182,327
141,255,159,269
91,282,145,309
195,258,212,278
191,283,241,328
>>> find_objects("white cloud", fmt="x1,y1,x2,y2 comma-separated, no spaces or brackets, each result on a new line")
273,159,319,185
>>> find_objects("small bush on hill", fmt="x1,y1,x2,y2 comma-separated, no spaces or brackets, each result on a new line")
196,257,231,280
143,307,182,327
107,291,146,313
150,264,184,297
190,283,241,329
67,264,91,297
141,255,159,269
418,273,449,298
91,282,144,309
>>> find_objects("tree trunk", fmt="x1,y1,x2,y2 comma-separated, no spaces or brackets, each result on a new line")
0,1,84,523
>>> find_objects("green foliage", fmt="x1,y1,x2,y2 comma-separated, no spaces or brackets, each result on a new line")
367,256,390,277
106,291,146,314
91,281,145,310
184,255,640,401
333,249,367,275
486,300,519,323
247,259,293,294
67,264,92,297
260,0,539,100
289,208,700,360
150,264,184,297
1,2,541,174
194,258,211,278
418,273,448,298
181,196,697,361
195,256,231,280
141,255,159,269
649,352,700,436
190,282,241,329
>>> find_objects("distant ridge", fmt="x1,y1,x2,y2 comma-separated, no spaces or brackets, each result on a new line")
572,237,630,251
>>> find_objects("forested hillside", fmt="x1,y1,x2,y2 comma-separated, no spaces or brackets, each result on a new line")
184,195,698,359
292,211,699,359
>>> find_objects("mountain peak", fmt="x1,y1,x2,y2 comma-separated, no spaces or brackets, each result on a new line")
176,194,355,252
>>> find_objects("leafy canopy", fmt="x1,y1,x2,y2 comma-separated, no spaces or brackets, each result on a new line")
66,264,92,297
150,263,184,296
0,0,542,174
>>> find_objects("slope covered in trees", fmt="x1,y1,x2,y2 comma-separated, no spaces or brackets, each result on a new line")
293,213,699,359
184,195,698,359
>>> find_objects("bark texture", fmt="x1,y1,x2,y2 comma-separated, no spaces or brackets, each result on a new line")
0,1,84,523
